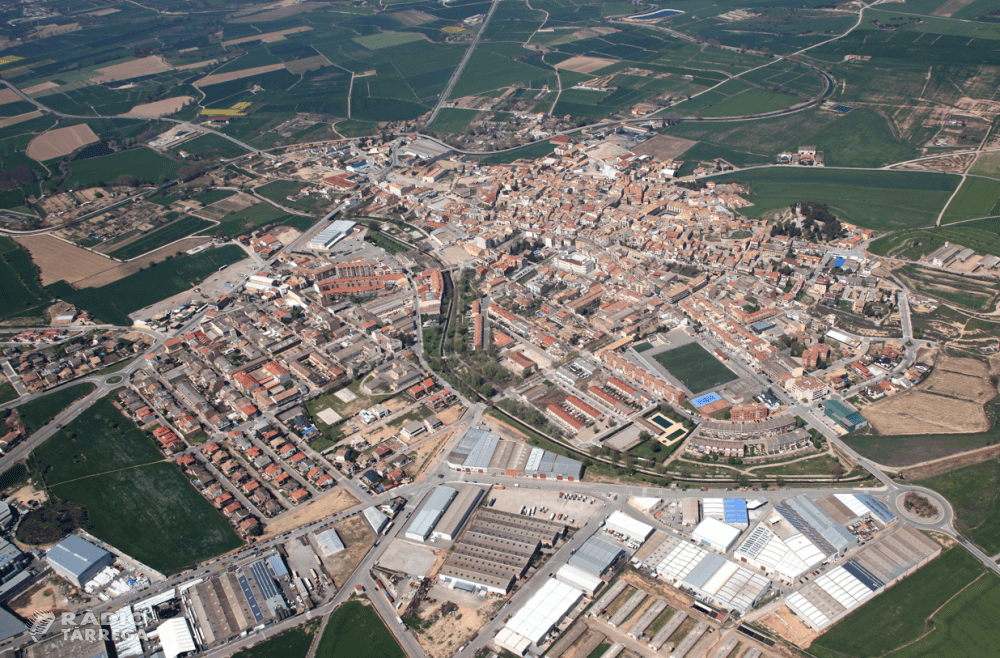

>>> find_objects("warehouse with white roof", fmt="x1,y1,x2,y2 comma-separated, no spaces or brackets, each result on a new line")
734,522,824,583
555,563,603,596
498,578,585,654
605,511,653,544
652,533,770,614
691,517,742,553
308,220,356,250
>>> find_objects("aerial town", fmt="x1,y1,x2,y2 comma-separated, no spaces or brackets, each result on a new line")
0,1,998,657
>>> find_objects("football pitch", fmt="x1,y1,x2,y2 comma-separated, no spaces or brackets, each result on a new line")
652,342,738,393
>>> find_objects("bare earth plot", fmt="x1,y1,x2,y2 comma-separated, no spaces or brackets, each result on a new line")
285,55,331,75
71,237,213,288
261,487,360,538
92,56,174,84
195,63,284,87
865,356,996,436
629,134,697,161
320,515,374,589
22,81,57,95
14,234,113,285
0,111,42,129
0,88,22,105
555,56,619,74
390,9,437,26
222,26,312,46
126,96,193,117
932,0,978,16
26,124,99,161
229,2,324,22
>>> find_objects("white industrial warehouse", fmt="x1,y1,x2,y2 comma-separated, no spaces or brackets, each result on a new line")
691,517,742,553
604,511,653,544
497,578,585,655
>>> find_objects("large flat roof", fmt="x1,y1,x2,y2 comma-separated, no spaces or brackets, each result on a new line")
569,535,623,575
505,578,583,644
46,535,111,578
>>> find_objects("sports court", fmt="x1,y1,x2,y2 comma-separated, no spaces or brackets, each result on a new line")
652,342,738,393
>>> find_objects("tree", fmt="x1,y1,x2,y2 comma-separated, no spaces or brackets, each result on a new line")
775,476,786,488
638,431,651,443
831,463,844,480
738,475,751,488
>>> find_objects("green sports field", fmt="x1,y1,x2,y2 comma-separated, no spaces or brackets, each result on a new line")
31,395,242,573
651,342,738,393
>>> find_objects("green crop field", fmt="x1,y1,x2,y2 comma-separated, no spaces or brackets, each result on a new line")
699,87,801,117
316,601,405,658
0,237,53,323
811,548,986,658
207,203,299,238
170,133,249,160
15,383,95,436
940,176,1000,224
868,218,1000,260
46,246,247,325
255,180,328,213
194,189,237,206
32,395,242,573
886,571,1000,658
431,108,478,133
110,216,212,260
651,342,738,393
59,147,183,191
917,460,1000,554
709,167,959,230
231,622,317,658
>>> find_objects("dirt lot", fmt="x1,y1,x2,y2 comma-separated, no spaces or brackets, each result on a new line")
93,56,174,83
223,26,312,46
320,515,374,589
406,430,457,481
435,404,466,427
9,579,71,618
629,134,697,161
27,124,99,161
555,55,619,74
932,0,977,16
866,356,996,436
15,234,114,285
195,63,285,87
70,236,213,288
759,605,818,648
414,587,497,658
0,111,42,129
126,96,193,117
262,487,361,538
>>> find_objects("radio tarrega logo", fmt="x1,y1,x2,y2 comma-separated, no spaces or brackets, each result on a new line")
28,612,56,640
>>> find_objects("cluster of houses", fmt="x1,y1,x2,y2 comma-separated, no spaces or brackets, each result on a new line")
4,330,147,393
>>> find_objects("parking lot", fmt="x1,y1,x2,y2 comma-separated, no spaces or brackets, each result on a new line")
487,487,604,527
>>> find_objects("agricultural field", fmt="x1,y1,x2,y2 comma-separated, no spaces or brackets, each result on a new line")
254,180,329,213
30,395,242,573
59,147,183,192
709,167,959,230
651,342,738,393
316,600,405,658
0,237,52,324
46,245,247,325
206,203,305,238
14,383,96,436
109,216,213,261
918,460,1000,555
431,107,478,133
810,548,986,658
940,176,1000,224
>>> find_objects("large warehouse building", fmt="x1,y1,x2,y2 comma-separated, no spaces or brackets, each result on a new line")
568,535,623,576
496,578,585,655
785,525,940,629
307,220,356,250
46,535,115,587
437,508,564,595
645,532,771,614
406,486,458,542
692,517,742,553
773,494,855,560
446,428,584,481
605,511,653,544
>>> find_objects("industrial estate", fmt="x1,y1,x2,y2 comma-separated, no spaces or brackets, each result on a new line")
0,1,997,658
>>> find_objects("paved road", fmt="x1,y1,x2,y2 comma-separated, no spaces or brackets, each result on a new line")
423,0,503,129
